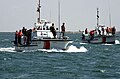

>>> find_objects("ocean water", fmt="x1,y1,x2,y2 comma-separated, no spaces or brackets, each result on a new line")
0,32,120,79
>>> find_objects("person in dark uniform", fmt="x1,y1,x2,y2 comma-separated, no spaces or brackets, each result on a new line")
50,23,56,38
22,27,26,35
106,27,109,35
22,27,28,45
15,30,18,45
26,29,32,45
61,23,65,37
85,28,88,34
112,26,116,35
101,27,104,35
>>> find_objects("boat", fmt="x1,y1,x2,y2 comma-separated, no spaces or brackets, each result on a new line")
13,0,72,52
81,8,116,44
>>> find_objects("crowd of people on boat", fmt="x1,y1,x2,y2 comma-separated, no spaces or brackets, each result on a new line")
14,27,32,46
82,26,116,40
14,22,66,45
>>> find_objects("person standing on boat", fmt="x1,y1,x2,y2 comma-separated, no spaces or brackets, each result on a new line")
90,30,94,40
82,31,85,40
50,23,56,38
18,30,22,45
85,28,88,34
61,23,65,37
15,30,18,45
22,27,26,35
26,29,32,45
112,26,116,35
106,27,109,35
101,27,104,35
22,27,27,45
97,26,101,35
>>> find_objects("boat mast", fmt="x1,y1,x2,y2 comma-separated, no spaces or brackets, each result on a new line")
109,11,112,27
108,0,112,27
58,0,61,38
37,0,41,23
97,8,99,27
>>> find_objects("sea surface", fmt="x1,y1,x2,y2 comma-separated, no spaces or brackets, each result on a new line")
0,32,120,79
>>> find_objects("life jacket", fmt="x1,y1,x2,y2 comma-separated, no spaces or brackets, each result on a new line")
18,31,22,37
90,30,94,35
91,31,94,35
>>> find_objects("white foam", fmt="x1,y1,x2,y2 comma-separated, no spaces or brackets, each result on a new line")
38,48,60,52
69,41,74,43
100,70,106,73
0,47,16,52
115,40,120,44
102,40,120,45
0,45,88,53
103,44,113,46
66,45,88,53
80,42,87,45
38,45,88,53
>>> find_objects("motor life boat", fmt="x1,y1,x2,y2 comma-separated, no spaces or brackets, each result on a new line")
33,20,72,49
81,25,115,44
81,8,116,44
14,20,72,52
13,0,72,52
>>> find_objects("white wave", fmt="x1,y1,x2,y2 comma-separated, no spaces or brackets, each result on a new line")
100,70,106,73
115,40,120,44
80,42,87,45
69,41,73,43
66,45,88,52
38,45,88,53
0,45,88,53
38,48,63,53
103,44,113,46
0,47,16,52
102,40,120,45
22,50,38,53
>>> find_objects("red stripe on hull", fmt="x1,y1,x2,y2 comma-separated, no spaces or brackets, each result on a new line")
102,37,106,43
43,41,50,49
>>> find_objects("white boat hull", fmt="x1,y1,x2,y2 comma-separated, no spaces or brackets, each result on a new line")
14,39,72,51
15,45,38,52
82,35,115,44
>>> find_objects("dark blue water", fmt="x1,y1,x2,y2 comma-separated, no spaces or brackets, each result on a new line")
0,32,120,79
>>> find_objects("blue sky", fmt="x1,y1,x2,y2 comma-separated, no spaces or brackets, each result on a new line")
0,0,120,32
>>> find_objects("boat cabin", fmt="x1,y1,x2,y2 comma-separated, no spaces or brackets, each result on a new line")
32,20,59,39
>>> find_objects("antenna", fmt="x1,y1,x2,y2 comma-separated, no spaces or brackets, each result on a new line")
109,10,112,27
97,8,99,27
37,0,41,23
49,9,51,22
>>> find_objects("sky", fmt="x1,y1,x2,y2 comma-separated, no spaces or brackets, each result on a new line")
0,0,120,32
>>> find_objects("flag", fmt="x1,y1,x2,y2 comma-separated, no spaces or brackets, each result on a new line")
37,7,40,12
37,4,41,12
